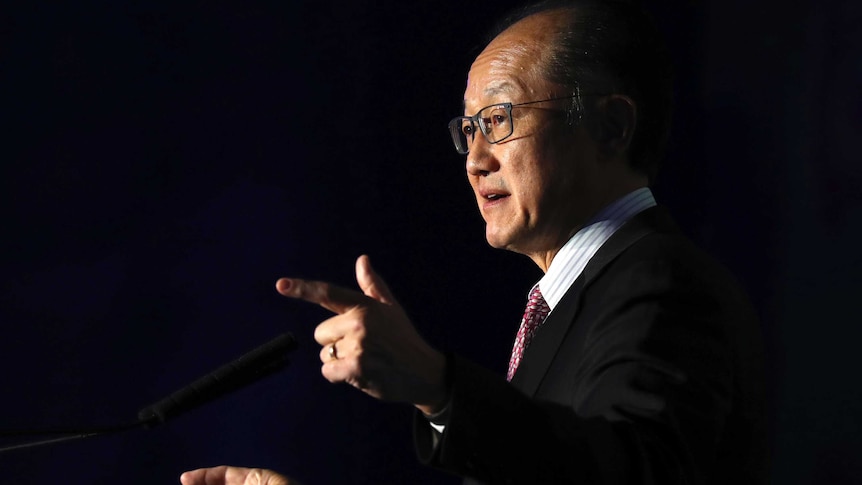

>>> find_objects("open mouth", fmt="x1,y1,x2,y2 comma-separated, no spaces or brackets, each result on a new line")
480,188,510,201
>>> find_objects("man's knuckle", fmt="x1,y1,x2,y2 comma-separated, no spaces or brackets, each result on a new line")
247,469,264,485
318,282,331,297
350,320,367,336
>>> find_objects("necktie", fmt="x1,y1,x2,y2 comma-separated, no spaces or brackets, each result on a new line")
507,285,551,381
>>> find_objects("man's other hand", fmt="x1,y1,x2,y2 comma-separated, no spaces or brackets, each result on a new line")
180,466,299,485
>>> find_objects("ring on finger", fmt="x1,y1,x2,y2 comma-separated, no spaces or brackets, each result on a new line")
328,341,339,360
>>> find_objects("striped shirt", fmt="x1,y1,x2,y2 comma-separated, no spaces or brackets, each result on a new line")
537,187,657,311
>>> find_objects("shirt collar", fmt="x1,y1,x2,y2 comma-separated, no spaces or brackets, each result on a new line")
536,187,657,310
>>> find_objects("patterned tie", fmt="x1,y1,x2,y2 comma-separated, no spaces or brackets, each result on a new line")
507,285,551,381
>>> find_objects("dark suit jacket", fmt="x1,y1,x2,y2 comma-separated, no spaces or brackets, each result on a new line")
415,206,767,484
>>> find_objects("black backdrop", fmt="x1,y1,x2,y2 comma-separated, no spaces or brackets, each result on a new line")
1,1,860,483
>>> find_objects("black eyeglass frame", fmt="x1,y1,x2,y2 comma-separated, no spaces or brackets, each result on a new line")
447,86,590,155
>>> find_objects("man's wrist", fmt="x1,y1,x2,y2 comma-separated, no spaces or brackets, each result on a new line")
415,351,452,416
421,399,451,425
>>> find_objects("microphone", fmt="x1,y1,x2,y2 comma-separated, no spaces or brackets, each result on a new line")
138,332,297,426
0,332,297,452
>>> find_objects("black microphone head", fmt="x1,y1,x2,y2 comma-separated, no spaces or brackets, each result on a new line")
138,333,297,427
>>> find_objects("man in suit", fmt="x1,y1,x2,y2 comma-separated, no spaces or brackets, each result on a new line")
182,1,767,484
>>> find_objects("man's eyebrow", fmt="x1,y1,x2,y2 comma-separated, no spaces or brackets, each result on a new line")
462,82,518,109
484,82,516,96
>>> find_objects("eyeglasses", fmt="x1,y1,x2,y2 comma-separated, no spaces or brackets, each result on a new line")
447,92,585,155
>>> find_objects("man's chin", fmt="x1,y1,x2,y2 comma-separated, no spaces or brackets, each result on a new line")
485,228,516,252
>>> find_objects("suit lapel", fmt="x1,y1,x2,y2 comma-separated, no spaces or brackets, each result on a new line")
510,206,673,395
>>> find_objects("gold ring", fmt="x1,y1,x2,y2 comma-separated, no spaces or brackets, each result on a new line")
328,342,339,360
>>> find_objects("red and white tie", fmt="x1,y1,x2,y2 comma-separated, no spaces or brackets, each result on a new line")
507,286,551,381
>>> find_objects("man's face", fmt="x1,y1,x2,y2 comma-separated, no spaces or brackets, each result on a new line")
463,15,600,262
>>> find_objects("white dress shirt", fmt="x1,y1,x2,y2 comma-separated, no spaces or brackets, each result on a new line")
536,187,656,311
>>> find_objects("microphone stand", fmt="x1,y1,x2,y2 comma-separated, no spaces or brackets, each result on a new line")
0,333,297,453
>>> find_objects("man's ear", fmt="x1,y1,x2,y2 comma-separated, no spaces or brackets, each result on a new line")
592,94,637,158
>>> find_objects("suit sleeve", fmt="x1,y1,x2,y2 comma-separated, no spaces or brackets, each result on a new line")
414,237,764,485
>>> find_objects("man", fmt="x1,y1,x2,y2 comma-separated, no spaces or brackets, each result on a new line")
182,1,767,484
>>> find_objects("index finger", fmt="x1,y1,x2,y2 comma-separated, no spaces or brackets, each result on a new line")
276,277,368,314
180,466,227,485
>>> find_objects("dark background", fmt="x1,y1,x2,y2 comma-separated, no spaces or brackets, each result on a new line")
1,1,860,483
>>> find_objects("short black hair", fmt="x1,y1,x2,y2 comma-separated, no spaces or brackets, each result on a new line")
489,0,673,182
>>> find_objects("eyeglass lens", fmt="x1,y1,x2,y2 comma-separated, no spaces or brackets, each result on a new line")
448,104,514,155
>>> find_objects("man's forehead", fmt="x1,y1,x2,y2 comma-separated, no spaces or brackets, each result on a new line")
465,40,548,99
464,56,541,105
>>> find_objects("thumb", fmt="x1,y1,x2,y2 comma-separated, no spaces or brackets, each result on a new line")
355,255,396,305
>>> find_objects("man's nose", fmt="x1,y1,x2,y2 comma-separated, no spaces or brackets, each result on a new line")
466,136,499,176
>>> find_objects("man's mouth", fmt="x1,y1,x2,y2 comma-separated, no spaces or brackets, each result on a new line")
480,189,510,201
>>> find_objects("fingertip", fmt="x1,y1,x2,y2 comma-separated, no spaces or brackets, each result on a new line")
357,254,377,278
276,278,292,294
355,254,368,270
320,360,335,382
320,358,350,384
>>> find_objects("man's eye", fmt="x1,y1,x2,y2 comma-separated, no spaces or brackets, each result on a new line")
461,124,474,136
492,114,508,126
